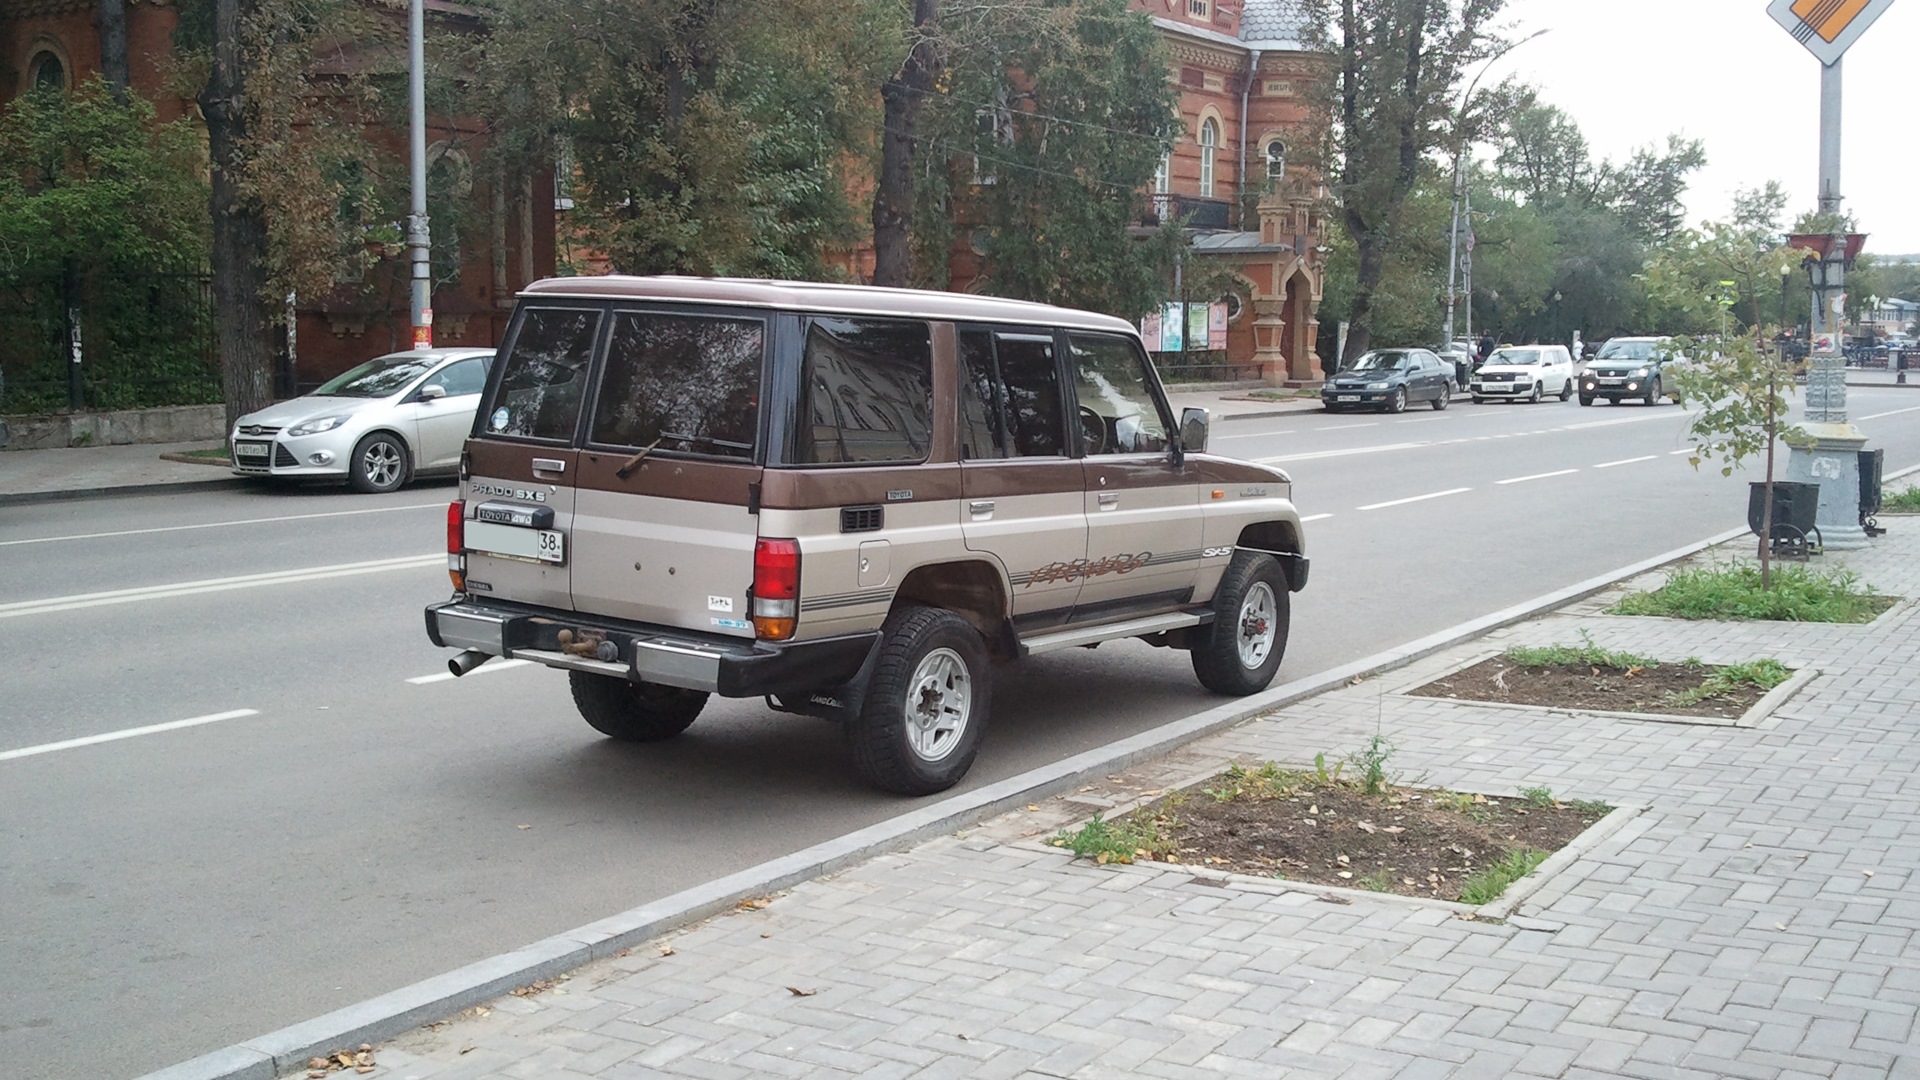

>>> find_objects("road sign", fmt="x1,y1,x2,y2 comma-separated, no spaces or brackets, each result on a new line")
1768,0,1898,65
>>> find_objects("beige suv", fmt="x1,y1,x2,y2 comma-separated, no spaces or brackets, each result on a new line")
426,277,1309,794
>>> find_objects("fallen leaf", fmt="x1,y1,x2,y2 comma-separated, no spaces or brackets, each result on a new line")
1026,804,1039,812
1095,851,1110,865
459,1044,474,1054
658,945,675,956
1402,878,1416,886
1309,804,1319,815
1337,871,1352,879
1864,869,1875,878
1776,922,1788,930
1472,794,1488,804
1335,854,1350,866
1356,822,1377,834
738,897,771,910
1383,826,1405,835
517,824,531,830
786,986,816,997
762,932,772,939
308,1059,329,1072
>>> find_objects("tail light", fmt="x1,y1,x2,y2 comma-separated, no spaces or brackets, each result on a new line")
446,500,466,592
752,537,800,640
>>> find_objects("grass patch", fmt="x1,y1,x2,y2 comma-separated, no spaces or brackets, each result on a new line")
1050,812,1178,865
179,447,230,460
1609,564,1892,623
1504,632,1657,670
1666,658,1792,706
1458,848,1549,905
1882,485,1920,512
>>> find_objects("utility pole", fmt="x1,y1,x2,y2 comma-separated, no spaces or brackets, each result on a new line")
407,0,432,349
1767,0,1892,550
1443,30,1548,350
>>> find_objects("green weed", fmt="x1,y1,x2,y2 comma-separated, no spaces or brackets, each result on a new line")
1459,848,1550,905
1517,785,1555,808
1666,658,1793,706
1504,630,1655,670
1051,813,1178,865
1348,735,1394,796
1882,485,1920,512
1566,799,1612,816
1312,752,1344,786
1609,564,1891,623
1357,869,1394,892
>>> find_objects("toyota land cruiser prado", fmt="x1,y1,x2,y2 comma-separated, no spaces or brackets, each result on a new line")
426,277,1309,794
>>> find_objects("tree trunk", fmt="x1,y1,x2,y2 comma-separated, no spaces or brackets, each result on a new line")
97,0,129,101
871,0,938,288
201,0,273,430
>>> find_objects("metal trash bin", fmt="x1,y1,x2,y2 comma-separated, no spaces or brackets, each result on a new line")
1749,481,1821,556
1859,447,1884,532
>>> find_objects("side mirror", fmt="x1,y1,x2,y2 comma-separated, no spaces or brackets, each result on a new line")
1179,407,1210,455
417,383,447,402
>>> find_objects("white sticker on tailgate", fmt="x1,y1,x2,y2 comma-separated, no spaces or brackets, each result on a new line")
466,520,565,565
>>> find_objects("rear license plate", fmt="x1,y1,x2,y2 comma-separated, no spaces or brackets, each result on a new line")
233,441,270,460
1336,395,1358,402
466,520,566,565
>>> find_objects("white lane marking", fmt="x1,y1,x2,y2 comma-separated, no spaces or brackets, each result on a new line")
0,554,442,620
1595,455,1657,468
1396,415,1452,423
1214,429,1296,440
1299,513,1334,523
0,709,259,763
1318,422,1380,431
1669,449,1693,455
1857,404,1920,421
1562,413,1680,431
1496,469,1578,485
1255,442,1427,464
0,503,444,548
408,658,534,685
1357,487,1471,511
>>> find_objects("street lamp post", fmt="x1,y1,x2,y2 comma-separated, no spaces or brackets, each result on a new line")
407,0,432,349
1442,30,1549,353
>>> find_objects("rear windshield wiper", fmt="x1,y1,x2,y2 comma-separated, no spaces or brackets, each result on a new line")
614,432,750,479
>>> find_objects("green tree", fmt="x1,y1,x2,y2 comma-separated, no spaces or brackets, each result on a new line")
910,0,1181,318
468,0,878,279
1308,0,1506,363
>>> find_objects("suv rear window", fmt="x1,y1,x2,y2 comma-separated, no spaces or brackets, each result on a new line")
486,307,601,440
591,310,765,460
796,316,933,464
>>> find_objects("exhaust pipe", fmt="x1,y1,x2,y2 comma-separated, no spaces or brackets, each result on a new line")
448,649,493,678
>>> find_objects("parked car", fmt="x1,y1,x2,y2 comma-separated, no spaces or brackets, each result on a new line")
1578,336,1682,406
425,276,1309,795
1469,345,1575,403
230,348,496,492
1322,348,1453,412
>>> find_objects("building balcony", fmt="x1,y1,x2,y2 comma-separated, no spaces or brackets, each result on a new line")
1140,193,1232,231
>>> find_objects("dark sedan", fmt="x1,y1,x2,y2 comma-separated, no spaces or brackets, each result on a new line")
1322,349,1453,413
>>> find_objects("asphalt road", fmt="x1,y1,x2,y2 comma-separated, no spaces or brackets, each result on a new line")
6,389,1920,1079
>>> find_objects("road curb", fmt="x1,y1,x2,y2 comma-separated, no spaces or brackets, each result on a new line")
0,476,250,507
136,524,1752,1080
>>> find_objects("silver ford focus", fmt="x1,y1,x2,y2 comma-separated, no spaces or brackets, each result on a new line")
229,348,495,493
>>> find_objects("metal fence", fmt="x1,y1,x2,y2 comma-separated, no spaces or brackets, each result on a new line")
0,263,220,414
1155,350,1260,383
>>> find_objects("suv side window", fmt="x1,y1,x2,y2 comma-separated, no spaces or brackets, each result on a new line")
591,310,764,460
957,328,1006,460
1068,333,1171,455
994,332,1067,457
797,316,933,464
485,307,601,441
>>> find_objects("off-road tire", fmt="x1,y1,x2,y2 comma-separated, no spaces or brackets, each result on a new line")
348,432,409,494
1431,384,1450,411
1579,395,1594,406
569,671,707,742
1192,551,1291,696
847,604,990,796
1472,395,1485,404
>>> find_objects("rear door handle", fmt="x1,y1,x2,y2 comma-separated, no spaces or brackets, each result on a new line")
1097,492,1119,509
532,458,566,475
969,500,995,516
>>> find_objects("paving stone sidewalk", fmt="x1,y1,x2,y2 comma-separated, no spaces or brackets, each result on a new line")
373,530,1920,1080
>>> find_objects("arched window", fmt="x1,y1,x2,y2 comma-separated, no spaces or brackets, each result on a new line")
1265,140,1288,181
1198,119,1219,197
28,51,66,94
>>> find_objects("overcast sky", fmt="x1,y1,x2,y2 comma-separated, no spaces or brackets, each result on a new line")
1490,0,1918,255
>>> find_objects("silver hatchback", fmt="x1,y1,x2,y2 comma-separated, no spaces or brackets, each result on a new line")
230,348,495,493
